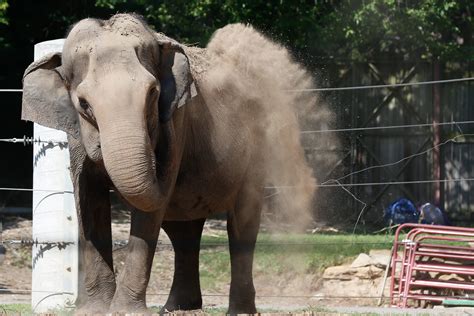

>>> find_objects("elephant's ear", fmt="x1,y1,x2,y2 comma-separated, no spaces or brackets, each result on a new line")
156,38,197,122
22,52,80,138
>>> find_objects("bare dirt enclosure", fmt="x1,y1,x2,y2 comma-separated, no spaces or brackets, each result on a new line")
0,215,393,314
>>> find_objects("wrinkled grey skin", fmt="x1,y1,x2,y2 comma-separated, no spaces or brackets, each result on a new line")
22,14,307,314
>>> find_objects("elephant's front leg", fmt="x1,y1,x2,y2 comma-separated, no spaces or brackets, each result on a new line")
110,208,162,312
69,144,116,313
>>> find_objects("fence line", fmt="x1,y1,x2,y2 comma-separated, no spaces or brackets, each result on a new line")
0,136,67,145
0,287,388,299
1,177,473,195
301,120,474,134
289,76,474,92
1,239,394,248
1,240,74,247
0,287,471,301
3,76,474,94
265,177,474,189
0,133,473,192
1,121,473,145
0,187,73,193
323,133,474,185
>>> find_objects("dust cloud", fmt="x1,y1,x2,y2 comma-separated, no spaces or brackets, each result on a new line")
202,24,340,231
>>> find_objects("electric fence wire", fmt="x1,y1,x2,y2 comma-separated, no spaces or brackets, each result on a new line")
1,120,474,144
2,76,474,94
0,287,471,301
1,132,474,194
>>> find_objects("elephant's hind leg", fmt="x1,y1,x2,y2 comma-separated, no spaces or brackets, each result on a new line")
227,179,263,315
161,218,206,312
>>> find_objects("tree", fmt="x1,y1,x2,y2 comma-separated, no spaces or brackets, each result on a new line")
91,1,474,65
311,0,474,62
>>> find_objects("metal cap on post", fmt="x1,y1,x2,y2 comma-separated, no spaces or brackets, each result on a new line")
31,39,78,312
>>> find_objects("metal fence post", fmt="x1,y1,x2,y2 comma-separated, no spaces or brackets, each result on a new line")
31,39,78,312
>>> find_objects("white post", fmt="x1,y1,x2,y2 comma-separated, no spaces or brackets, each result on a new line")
31,39,78,312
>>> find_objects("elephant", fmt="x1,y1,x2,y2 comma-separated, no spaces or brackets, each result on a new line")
21,13,316,314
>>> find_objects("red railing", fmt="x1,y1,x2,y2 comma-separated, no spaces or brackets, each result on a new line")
390,223,474,308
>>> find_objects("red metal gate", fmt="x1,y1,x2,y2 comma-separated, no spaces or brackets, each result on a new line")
390,223,474,307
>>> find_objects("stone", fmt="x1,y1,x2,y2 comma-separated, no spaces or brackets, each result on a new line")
351,253,376,268
368,249,392,268
322,264,384,280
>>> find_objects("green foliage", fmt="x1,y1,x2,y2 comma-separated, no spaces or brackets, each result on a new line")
93,0,332,52
90,0,474,63
0,303,31,314
1,0,472,84
0,0,8,25
315,0,474,62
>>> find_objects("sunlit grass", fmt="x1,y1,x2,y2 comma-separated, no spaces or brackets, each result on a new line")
199,233,393,292
0,303,31,314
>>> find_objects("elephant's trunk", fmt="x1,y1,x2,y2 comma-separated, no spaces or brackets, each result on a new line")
99,120,164,212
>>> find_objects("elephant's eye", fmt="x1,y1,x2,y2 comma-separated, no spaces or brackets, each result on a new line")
78,98,96,124
79,98,90,111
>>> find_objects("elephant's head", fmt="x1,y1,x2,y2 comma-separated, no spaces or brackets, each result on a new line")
22,14,197,212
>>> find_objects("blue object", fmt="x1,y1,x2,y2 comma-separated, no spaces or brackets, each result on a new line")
419,203,448,225
385,198,419,225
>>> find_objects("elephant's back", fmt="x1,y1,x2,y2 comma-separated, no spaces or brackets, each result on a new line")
184,46,211,83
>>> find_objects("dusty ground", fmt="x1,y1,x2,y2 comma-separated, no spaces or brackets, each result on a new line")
0,215,390,311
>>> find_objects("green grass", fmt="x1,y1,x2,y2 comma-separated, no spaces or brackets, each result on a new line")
0,303,77,315
199,248,230,290
0,303,31,314
199,233,393,291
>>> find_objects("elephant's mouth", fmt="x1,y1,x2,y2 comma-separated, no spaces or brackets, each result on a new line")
87,143,103,163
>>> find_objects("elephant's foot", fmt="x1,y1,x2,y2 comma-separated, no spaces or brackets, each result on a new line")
227,302,257,316
74,300,110,315
109,287,148,314
74,288,114,315
161,294,202,313
109,301,149,314
228,285,257,315
75,278,115,314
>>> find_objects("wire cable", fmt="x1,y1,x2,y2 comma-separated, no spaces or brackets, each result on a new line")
289,76,474,92
5,77,472,93
301,120,474,134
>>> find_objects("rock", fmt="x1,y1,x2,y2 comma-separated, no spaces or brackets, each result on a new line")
323,264,384,280
354,265,384,279
368,249,392,268
349,250,392,269
351,253,375,268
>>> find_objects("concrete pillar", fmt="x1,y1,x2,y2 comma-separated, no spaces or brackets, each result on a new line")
31,39,78,312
